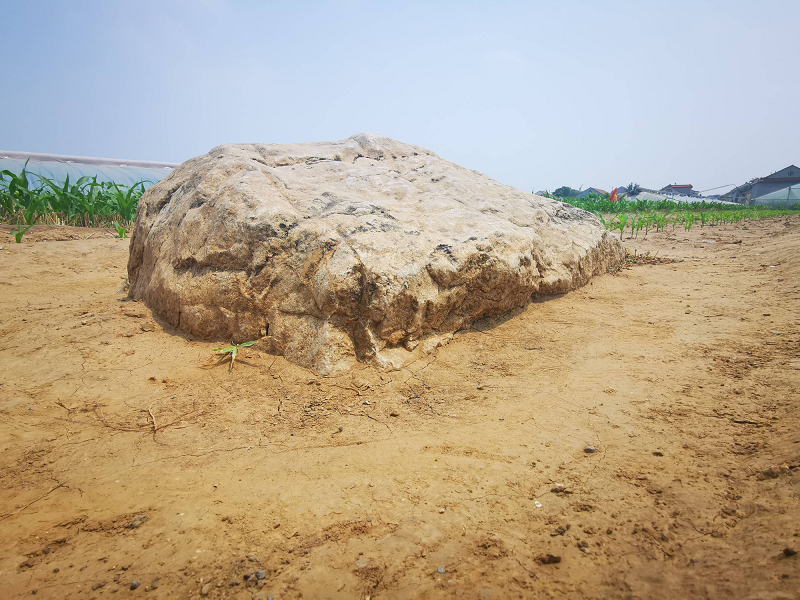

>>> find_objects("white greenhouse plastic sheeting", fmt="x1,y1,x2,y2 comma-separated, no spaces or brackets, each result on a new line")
628,191,739,205
0,151,178,188
752,185,800,206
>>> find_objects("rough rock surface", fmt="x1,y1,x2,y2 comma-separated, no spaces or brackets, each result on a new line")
127,134,623,374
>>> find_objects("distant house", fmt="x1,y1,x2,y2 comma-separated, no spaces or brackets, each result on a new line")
576,187,607,197
721,165,800,205
660,184,699,197
751,165,800,202
720,182,753,204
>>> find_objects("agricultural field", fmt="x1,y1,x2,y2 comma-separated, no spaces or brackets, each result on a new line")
561,194,800,239
0,163,145,241
1,195,799,598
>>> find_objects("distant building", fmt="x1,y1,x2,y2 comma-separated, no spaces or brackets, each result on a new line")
721,165,800,205
576,187,607,197
660,184,699,197
751,165,800,201
720,182,753,204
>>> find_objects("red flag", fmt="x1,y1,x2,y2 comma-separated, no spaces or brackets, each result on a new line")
609,187,618,202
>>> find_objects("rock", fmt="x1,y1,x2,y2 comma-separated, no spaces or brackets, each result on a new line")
151,578,160,589
539,554,562,564
128,134,623,375
784,547,797,557
130,580,141,590
584,446,596,453
437,567,446,574
762,468,780,479
200,582,212,596
92,582,107,591
551,484,566,493
255,570,266,580
127,515,147,529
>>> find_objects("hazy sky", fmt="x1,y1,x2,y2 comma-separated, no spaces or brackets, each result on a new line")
3,0,798,194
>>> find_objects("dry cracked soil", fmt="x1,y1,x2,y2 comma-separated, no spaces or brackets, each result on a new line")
0,216,799,599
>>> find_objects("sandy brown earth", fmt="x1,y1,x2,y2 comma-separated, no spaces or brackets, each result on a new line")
1,215,799,599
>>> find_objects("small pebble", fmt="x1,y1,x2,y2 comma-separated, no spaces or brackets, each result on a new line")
255,570,266,580
200,582,212,596
151,577,160,589
130,580,141,590
584,446,596,453
53,568,60,573
784,547,797,557
437,567,445,574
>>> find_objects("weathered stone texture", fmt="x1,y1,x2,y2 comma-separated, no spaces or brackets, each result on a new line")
128,134,623,374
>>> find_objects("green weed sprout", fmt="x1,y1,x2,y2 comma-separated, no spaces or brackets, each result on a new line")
113,221,128,238
212,340,258,371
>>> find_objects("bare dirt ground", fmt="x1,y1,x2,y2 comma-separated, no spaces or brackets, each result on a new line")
1,215,799,600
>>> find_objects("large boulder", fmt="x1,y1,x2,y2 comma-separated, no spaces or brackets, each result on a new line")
128,134,623,374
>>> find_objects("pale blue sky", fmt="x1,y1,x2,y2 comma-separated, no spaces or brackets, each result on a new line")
3,0,797,194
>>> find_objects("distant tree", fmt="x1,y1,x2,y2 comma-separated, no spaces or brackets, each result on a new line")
627,182,641,195
553,186,580,198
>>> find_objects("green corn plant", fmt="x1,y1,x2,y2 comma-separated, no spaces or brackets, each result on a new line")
109,181,146,223
11,223,33,243
39,174,92,223
0,161,50,241
113,221,128,238
212,340,258,371
631,214,644,238
610,213,628,238
73,177,110,226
